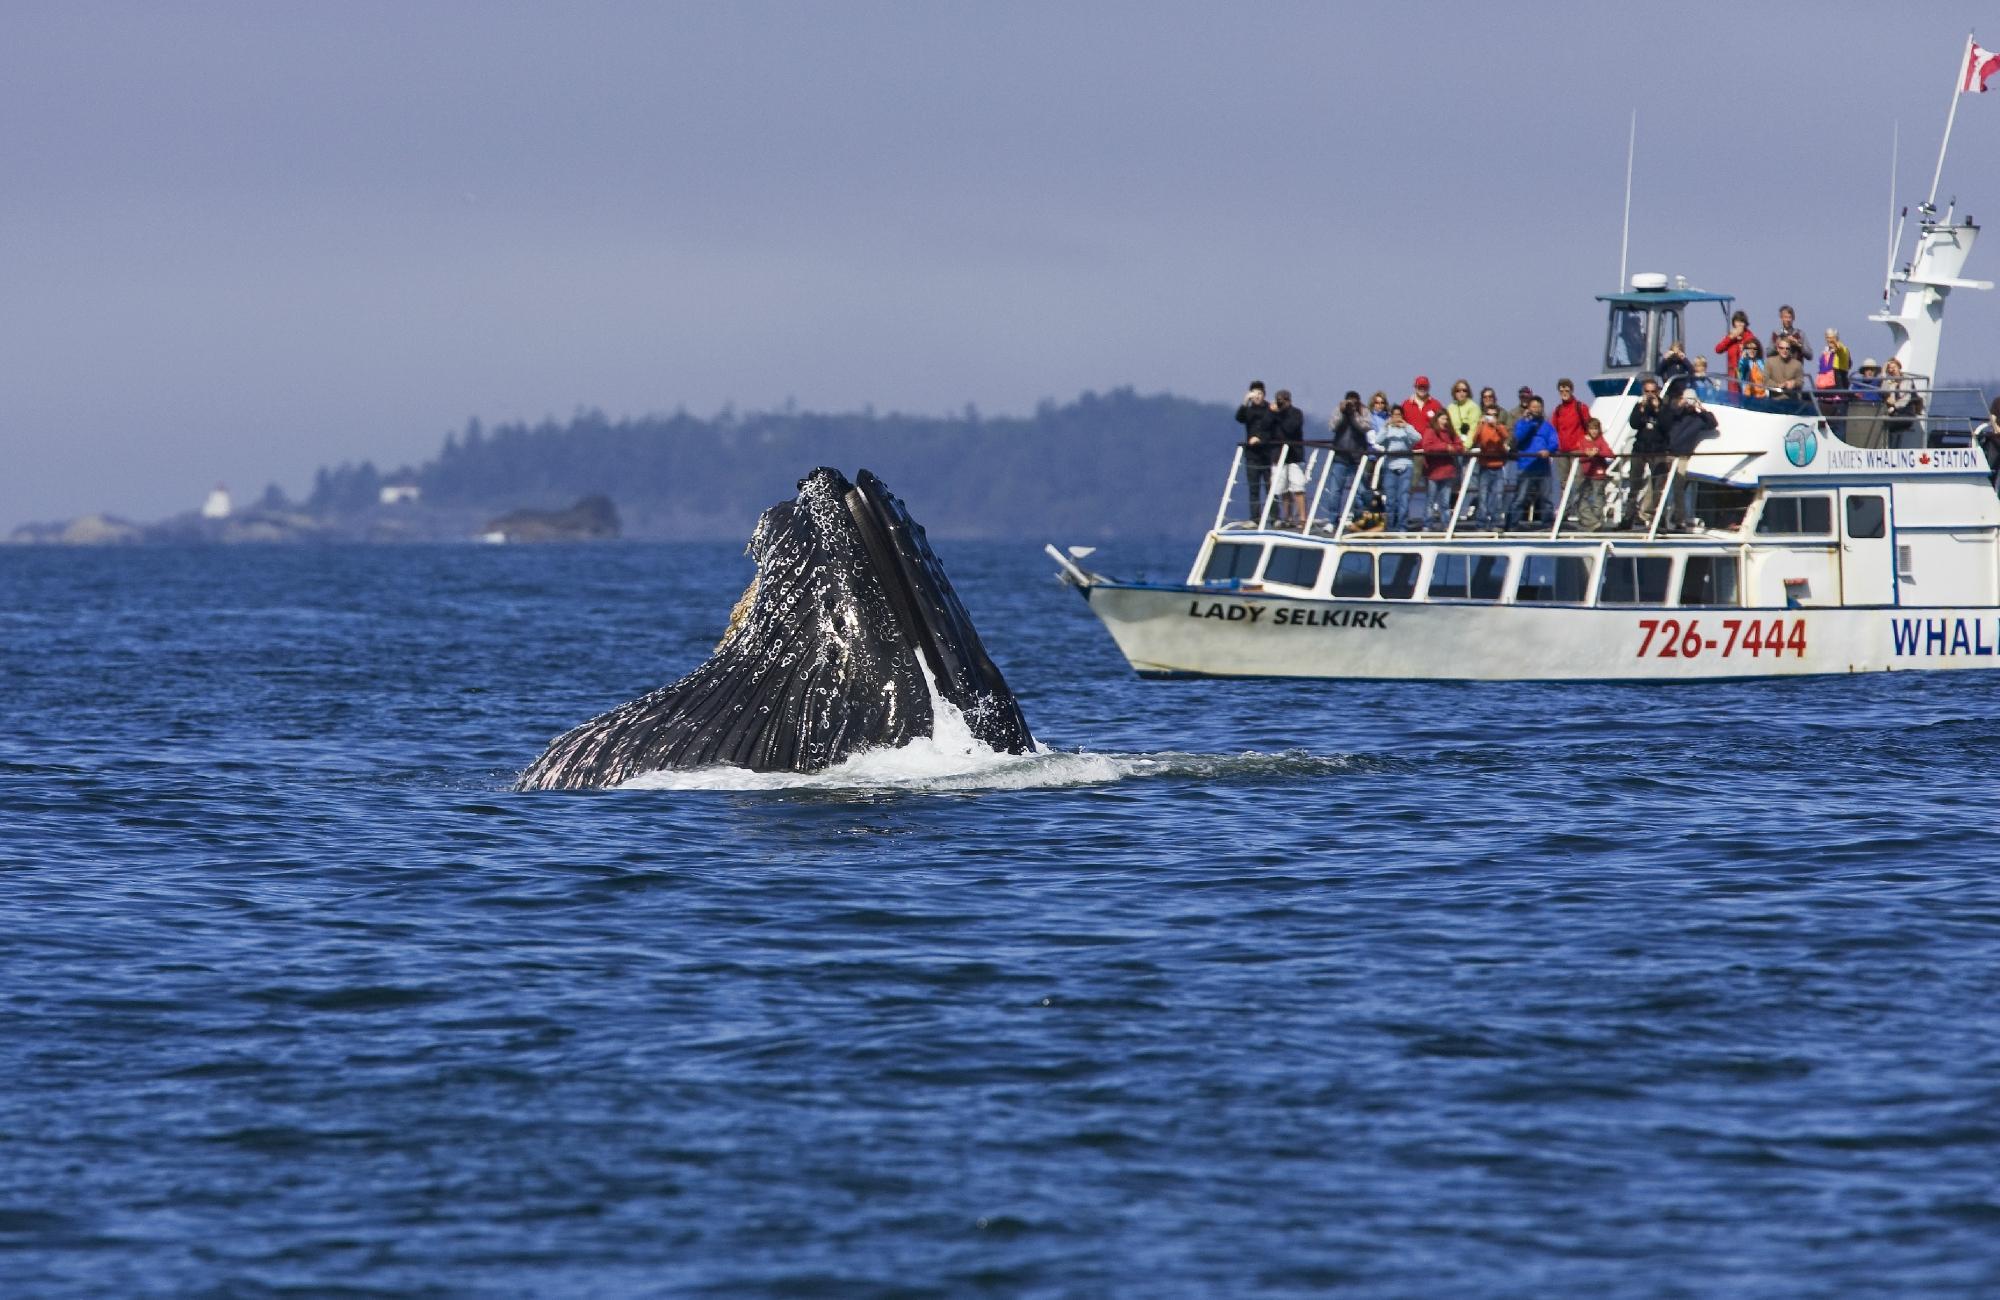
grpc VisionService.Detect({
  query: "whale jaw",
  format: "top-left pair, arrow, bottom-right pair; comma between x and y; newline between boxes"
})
516,468 -> 1031,790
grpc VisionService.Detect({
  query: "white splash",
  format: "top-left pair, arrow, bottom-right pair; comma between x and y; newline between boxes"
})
617,657 -> 1123,792
613,654 -> 1367,794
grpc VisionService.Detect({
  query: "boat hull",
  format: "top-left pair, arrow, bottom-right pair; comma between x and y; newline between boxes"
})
1083,582 -> 2000,680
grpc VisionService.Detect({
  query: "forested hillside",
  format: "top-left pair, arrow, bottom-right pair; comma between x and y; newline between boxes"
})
306,389 -> 1247,539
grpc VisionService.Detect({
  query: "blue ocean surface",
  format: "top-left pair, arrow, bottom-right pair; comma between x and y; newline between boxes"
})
4,541 -> 2000,1298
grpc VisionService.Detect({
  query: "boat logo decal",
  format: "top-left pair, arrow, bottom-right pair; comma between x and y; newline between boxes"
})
1784,422 -> 1818,467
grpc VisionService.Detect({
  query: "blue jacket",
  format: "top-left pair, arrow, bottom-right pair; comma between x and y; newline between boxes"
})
1513,416 -> 1558,474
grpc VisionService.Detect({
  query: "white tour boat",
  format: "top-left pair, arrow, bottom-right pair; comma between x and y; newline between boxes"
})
1051,195 -> 2000,681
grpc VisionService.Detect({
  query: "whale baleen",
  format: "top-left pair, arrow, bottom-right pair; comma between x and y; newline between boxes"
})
517,467 -> 1033,789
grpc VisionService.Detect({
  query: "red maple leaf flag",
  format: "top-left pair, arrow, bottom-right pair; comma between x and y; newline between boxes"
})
1962,39 -> 2000,92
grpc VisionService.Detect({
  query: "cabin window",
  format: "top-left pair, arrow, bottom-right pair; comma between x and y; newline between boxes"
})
1430,553 -> 1513,600
1468,556 -> 1509,600
1331,551 -> 1375,598
1599,555 -> 1674,605
1606,306 -> 1649,370
1263,545 -> 1324,589
1203,542 -> 1265,582
1379,552 -> 1422,600
1846,495 -> 1887,538
1756,495 -> 1834,535
1428,553 -> 1470,598
1679,555 -> 1740,606
1689,481 -> 1756,531
1515,554 -> 1593,603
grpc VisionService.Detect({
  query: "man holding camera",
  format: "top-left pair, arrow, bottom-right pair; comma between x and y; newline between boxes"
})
1662,387 -> 1719,530
1327,391 -> 1373,524
1624,377 -> 1670,529
1235,381 -> 1278,522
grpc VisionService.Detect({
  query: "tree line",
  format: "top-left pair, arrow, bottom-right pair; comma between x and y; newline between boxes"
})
304,389 -> 1239,539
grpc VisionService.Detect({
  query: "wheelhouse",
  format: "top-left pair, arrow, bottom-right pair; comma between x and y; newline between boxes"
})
1590,279 -> 1736,397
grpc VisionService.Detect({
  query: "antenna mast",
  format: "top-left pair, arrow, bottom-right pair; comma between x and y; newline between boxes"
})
1618,110 -> 1636,290
1926,32 -> 1972,211
1884,121 -> 1900,304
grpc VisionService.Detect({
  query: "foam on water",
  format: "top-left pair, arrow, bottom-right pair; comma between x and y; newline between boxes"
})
615,659 -> 1360,792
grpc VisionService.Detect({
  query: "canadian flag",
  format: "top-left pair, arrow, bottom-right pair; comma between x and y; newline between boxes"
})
1963,39 -> 2000,93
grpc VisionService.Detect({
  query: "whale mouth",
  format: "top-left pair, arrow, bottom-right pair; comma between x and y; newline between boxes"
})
841,470 -> 1031,754
515,466 -> 1031,790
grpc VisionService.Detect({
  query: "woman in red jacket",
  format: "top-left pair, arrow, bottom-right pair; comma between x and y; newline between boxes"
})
1418,411 -> 1463,530
1714,310 -> 1754,394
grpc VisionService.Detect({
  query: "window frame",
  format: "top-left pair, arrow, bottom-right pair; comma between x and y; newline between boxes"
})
1846,494 -> 1888,539
1202,541 -> 1266,583
1262,544 -> 1325,590
1678,553 -> 1741,607
1514,552 -> 1595,604
1331,550 -> 1376,598
1599,553 -> 1676,605
1378,552 -> 1422,600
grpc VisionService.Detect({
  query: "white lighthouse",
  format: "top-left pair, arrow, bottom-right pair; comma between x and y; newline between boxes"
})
200,483 -> 232,519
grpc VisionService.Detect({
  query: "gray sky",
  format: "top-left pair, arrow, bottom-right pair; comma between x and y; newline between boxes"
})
6,1 -> 1998,526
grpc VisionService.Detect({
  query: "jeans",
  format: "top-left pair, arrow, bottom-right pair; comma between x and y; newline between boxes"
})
1326,459 -> 1362,521
1246,461 -> 1272,521
1509,472 -> 1554,529
1474,464 -> 1509,528
1424,476 -> 1459,529
1382,460 -> 1414,530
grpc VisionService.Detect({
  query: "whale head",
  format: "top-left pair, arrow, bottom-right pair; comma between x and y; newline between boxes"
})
517,467 -> 1032,789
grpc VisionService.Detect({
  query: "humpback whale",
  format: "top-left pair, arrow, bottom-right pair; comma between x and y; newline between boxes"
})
517,467 -> 1033,790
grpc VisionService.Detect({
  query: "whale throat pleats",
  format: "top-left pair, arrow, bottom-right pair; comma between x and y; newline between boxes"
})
516,468 -> 1030,790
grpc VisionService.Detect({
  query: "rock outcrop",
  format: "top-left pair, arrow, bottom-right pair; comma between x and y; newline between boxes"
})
481,495 -> 620,543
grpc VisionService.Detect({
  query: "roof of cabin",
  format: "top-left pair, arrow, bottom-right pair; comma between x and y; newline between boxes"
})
1595,289 -> 1735,306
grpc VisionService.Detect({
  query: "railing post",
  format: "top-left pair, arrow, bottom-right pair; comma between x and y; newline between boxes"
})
1550,457 -> 1578,540
1333,458 -> 1365,542
1256,454 -> 1277,530
1304,448 -> 1334,535
1645,457 -> 1678,541
1214,446 -> 1244,533
1445,461 -> 1471,541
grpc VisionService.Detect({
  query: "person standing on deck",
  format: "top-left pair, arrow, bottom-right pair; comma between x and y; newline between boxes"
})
1508,397 -> 1559,530
1505,384 -> 1535,431
1817,329 -> 1852,422
1765,337 -> 1807,400
1550,379 -> 1592,520
1271,389 -> 1308,529
1400,377 -> 1445,444
1575,417 -> 1614,531
1378,408 -> 1420,532
1418,410 -> 1463,530
1446,381 -> 1480,451
1235,382 -> 1277,522
1471,410 -> 1512,530
1327,392 -> 1373,523
1736,336 -> 1768,398
1663,387 -> 1719,530
1714,310 -> 1754,394
1625,376 -> 1670,529
1770,305 -> 1807,363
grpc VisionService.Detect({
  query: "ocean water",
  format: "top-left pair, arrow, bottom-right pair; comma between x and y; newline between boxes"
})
4,540 -> 2000,1298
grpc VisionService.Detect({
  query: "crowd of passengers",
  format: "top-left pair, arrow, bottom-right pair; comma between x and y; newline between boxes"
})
1234,304 -> 1972,535
1235,374 -> 1714,534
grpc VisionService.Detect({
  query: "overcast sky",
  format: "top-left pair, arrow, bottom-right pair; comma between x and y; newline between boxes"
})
5,1 -> 1998,526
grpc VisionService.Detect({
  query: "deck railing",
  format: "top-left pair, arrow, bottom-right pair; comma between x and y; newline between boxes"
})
1221,443 -> 1766,543
1599,373 -> 1990,448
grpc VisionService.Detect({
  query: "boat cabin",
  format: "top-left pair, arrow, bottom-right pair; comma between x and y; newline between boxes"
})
1591,275 -> 1735,397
